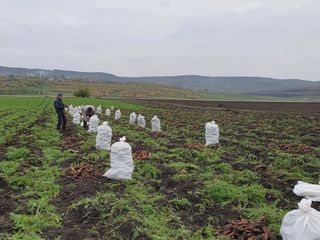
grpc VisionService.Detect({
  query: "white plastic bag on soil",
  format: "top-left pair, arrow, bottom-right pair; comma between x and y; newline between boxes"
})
137,114 -> 145,128
97,105 -> 102,114
103,137 -> 134,180
105,109 -> 111,116
114,109 -> 121,120
293,181 -> 320,201
72,111 -> 81,124
151,116 -> 161,132
111,106 -> 114,110
88,115 -> 99,132
280,198 -> 320,240
96,121 -> 112,150
129,112 -> 137,124
205,121 -> 219,145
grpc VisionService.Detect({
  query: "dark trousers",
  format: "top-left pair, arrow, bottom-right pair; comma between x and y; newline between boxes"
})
56,111 -> 67,130
83,120 -> 89,130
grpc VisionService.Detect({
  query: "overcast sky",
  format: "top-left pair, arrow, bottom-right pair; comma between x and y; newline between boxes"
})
0,0 -> 319,80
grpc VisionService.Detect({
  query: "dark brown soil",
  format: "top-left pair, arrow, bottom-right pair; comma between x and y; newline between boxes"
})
0,177 -> 17,235
132,99 -> 320,113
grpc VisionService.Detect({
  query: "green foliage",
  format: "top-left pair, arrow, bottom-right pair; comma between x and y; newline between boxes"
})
73,88 -> 90,98
206,179 -> 246,205
169,197 -> 192,209
244,204 -> 286,233
235,170 -> 260,184
0,96 -> 319,239
6,147 -> 30,160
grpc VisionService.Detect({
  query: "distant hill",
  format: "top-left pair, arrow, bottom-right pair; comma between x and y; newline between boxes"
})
0,66 -> 319,96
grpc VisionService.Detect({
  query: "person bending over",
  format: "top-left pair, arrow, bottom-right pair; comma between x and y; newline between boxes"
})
83,105 -> 96,130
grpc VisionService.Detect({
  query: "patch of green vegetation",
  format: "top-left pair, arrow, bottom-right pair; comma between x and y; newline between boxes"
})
6,147 -> 30,160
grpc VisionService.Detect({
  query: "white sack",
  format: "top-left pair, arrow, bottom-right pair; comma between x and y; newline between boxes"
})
105,109 -> 111,116
103,137 -> 134,180
97,105 -> 102,114
72,111 -> 81,124
69,106 -> 74,115
137,114 -> 145,128
96,121 -> 112,150
293,181 -> 320,201
205,121 -> 219,145
88,115 -> 99,133
151,116 -> 161,132
111,106 -> 114,110
280,198 -> 320,240
129,112 -> 137,124
115,109 -> 121,120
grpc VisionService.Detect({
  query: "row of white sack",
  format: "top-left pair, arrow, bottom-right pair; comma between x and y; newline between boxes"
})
281,181 -> 320,240
67,105 -> 114,116
72,112 -> 162,133
73,111 -> 220,145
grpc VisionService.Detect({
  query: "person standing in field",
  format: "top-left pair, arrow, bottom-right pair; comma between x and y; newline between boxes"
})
83,105 -> 96,130
54,93 -> 67,131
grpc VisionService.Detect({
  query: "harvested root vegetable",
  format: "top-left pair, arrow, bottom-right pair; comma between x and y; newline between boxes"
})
219,217 -> 275,240
268,143 -> 311,153
134,150 -> 151,160
62,163 -> 102,181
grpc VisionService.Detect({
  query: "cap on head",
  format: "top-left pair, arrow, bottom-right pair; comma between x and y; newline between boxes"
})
57,93 -> 63,97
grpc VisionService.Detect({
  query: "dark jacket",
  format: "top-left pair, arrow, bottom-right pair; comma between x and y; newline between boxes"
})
83,105 -> 96,121
54,98 -> 64,112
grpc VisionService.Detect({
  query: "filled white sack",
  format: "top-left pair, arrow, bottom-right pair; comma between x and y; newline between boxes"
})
96,121 -> 112,150
105,108 -> 111,116
72,111 -> 81,124
97,105 -> 102,114
111,106 -> 114,110
151,116 -> 161,132
205,121 -> 219,145
114,109 -> 121,120
280,198 -> 320,240
137,114 -> 145,128
293,181 -> 320,201
129,112 -> 137,124
69,106 -> 75,115
103,137 -> 134,180
88,115 -> 99,133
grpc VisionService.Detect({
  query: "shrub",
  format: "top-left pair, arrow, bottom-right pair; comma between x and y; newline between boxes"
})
73,88 -> 90,98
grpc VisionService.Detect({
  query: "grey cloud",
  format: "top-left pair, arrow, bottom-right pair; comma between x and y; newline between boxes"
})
0,0 -> 319,80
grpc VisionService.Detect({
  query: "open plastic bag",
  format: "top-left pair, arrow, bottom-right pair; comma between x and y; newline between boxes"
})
88,115 -> 99,133
105,109 -> 111,116
293,181 -> 320,201
280,198 -> 320,240
96,121 -> 112,150
137,114 -> 145,128
151,116 -> 161,132
115,109 -> 121,120
129,112 -> 137,124
103,137 -> 134,180
205,121 -> 219,145
97,105 -> 102,114
72,111 -> 81,124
